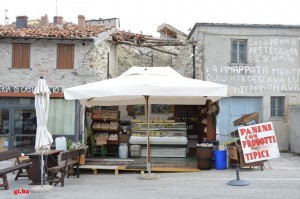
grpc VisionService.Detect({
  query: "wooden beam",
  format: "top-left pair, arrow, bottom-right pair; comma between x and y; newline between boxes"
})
108,40 -> 186,47
148,46 -> 178,56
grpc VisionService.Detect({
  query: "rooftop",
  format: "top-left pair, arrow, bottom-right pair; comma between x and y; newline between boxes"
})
188,22 -> 300,39
0,23 -> 112,40
0,15 -> 186,53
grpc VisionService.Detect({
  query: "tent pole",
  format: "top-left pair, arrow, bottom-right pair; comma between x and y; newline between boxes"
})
145,95 -> 151,174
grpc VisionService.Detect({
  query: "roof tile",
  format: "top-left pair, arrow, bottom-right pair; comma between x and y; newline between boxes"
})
0,23 -> 113,39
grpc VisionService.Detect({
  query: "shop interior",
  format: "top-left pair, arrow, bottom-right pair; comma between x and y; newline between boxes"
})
84,101 -> 220,164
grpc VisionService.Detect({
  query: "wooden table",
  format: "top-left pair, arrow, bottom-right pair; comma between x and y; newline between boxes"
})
27,150 -> 62,185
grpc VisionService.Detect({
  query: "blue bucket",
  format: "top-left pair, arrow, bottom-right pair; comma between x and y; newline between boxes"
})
214,150 -> 227,170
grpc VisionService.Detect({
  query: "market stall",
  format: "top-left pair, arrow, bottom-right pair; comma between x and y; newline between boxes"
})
64,66 -> 233,173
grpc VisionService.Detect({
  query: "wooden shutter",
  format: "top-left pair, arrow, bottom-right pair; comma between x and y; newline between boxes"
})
57,45 -> 74,69
12,44 -> 30,69
22,45 -> 30,68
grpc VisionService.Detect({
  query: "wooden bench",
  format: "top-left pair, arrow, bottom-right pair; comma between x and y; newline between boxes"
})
47,149 -> 82,187
0,149 -> 32,190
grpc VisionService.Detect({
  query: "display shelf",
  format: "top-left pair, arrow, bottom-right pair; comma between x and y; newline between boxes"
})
129,136 -> 188,145
174,105 -> 208,155
91,109 -> 120,157
92,128 -> 119,132
130,121 -> 187,157
140,147 -> 187,157
131,122 -> 186,133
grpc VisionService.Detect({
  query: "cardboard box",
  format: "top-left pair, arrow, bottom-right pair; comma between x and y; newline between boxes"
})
119,134 -> 129,143
227,146 -> 238,160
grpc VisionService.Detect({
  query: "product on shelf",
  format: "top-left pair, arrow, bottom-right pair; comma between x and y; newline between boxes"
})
108,134 -> 118,141
94,133 -> 109,145
109,121 -> 119,130
92,110 -> 102,119
92,122 -> 101,129
92,110 -> 119,120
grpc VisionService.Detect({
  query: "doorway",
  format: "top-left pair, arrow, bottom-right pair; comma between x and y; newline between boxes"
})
0,99 -> 36,153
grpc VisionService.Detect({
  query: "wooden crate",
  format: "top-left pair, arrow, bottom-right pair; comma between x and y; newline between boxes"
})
236,144 -> 264,170
95,138 -> 107,145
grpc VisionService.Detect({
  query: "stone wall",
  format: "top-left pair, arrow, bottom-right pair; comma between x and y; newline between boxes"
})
0,36 -> 197,91
115,43 -> 198,79
0,39 -> 101,89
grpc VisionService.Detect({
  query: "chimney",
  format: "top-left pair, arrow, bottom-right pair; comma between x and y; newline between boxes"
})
16,16 -> 28,29
78,15 -> 85,29
40,15 -> 49,26
53,16 -> 63,26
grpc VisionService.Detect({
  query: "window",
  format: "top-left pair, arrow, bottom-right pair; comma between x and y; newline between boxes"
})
48,99 -> 75,135
12,43 -> 30,69
57,44 -> 74,69
271,96 -> 285,117
231,39 -> 247,63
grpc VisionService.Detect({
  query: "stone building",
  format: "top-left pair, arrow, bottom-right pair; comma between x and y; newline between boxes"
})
0,15 -> 190,153
0,15 -> 123,152
188,23 -> 300,152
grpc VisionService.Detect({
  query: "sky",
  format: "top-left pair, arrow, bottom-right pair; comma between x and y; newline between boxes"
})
2,0 -> 300,37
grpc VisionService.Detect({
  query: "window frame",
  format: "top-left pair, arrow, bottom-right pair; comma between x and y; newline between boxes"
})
12,43 -> 30,69
231,39 -> 247,64
270,96 -> 285,118
57,44 -> 74,69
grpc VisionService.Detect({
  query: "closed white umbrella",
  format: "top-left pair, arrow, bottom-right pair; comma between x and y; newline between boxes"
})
34,77 -> 53,150
64,66 -> 234,174
31,77 -> 54,192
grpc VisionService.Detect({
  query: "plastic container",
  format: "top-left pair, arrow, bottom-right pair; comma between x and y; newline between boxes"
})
129,145 -> 141,157
55,137 -> 66,151
119,143 -> 129,158
214,150 -> 227,170
197,146 -> 214,170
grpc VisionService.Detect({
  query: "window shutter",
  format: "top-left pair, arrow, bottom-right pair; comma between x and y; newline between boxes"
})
57,45 -> 74,69
22,45 -> 30,68
12,44 -> 21,68
12,44 -> 30,69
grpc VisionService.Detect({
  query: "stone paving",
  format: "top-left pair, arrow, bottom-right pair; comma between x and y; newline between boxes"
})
0,151 -> 300,199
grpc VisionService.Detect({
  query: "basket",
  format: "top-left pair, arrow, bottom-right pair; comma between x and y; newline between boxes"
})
80,154 -> 85,165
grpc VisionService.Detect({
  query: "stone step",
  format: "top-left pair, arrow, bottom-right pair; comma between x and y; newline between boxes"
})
85,158 -> 135,166
84,157 -> 198,168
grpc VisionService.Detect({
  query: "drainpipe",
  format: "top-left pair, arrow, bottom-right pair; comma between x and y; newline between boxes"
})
192,45 -> 196,79
107,52 -> 110,79
151,54 -> 154,67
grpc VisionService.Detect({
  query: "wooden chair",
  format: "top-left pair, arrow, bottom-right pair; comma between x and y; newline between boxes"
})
47,149 -> 81,187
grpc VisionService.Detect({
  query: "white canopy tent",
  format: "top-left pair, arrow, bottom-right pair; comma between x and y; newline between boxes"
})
64,66 -> 234,173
